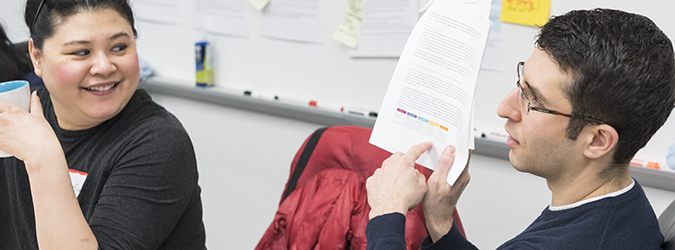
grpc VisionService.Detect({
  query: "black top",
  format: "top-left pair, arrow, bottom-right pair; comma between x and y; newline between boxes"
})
0,88 -> 206,249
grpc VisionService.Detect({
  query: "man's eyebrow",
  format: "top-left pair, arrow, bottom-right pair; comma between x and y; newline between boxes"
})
524,80 -> 548,103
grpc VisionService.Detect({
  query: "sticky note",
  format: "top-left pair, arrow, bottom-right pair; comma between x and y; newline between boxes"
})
500,0 -> 550,27
332,0 -> 366,48
248,0 -> 270,10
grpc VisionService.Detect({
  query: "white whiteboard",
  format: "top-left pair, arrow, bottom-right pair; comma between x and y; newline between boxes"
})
1,0 -> 674,166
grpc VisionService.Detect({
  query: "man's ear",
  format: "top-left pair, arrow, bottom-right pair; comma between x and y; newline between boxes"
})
28,38 -> 43,77
583,124 -> 619,160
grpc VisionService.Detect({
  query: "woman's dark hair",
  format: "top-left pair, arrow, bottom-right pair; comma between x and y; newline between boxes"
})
25,0 -> 138,50
0,24 -> 33,82
536,9 -> 675,164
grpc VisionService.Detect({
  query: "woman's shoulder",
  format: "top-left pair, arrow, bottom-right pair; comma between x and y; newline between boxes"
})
112,89 -> 190,140
123,89 -> 183,126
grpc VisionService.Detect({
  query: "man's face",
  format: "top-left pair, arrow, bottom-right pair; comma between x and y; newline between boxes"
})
497,48 -> 585,180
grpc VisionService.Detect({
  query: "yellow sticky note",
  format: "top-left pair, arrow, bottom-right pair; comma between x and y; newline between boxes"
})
332,0 -> 366,48
500,0 -> 550,27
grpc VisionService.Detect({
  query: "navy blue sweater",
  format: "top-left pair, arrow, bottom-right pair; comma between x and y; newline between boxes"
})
366,181 -> 664,250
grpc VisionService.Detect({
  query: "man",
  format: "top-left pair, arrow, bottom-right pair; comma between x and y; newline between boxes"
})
365,8 -> 675,250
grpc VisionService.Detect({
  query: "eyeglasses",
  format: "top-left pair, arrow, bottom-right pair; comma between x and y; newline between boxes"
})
32,0 -> 47,30
515,61 -> 608,125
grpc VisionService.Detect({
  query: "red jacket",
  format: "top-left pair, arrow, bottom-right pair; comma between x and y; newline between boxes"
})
256,126 -> 464,250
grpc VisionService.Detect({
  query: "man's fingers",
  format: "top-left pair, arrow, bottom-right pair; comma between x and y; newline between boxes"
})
455,160 -> 471,188
386,151 -> 404,162
417,170 -> 427,184
402,141 -> 433,163
432,145 -> 456,182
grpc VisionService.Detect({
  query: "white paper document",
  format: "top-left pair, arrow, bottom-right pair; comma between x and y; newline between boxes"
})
348,0 -> 418,58
193,0 -> 249,37
481,0 -> 506,72
419,0 -> 491,18
369,0 -> 492,185
261,0 -> 324,43
132,0 -> 181,24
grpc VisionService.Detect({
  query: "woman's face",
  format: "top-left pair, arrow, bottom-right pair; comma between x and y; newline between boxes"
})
31,8 -> 139,130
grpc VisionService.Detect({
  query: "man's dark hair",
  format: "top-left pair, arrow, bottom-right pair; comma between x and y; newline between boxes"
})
536,8 -> 675,164
25,0 -> 138,50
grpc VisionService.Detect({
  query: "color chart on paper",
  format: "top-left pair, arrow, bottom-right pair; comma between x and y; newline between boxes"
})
392,107 -> 449,142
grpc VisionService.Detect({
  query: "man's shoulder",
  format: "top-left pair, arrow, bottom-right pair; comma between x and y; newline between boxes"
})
599,181 -> 663,249
500,182 -> 662,250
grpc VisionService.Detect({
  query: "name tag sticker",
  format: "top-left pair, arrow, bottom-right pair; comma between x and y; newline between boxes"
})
68,169 -> 88,197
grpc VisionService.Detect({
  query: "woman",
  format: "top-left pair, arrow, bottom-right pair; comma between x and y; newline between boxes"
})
0,0 -> 207,249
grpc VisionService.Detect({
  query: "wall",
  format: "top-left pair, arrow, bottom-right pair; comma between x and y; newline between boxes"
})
2,0 -> 674,164
148,93 -> 320,249
2,0 -> 675,249
3,0 -> 673,165
150,92 -> 675,249
140,0 -> 675,166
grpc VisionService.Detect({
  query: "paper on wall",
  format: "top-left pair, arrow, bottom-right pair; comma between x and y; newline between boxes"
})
419,0 -> 491,18
248,0 -> 271,10
348,0 -> 418,58
131,0 -> 181,24
332,0 -> 367,48
369,0 -> 491,185
193,0 -> 249,37
481,0 -> 506,72
260,0 -> 324,43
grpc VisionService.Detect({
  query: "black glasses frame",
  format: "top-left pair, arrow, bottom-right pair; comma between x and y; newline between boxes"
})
516,61 -> 609,125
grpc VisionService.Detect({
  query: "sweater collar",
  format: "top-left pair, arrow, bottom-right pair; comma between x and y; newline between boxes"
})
549,179 -> 635,211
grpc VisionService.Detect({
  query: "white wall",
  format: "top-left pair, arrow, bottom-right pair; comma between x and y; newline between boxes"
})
3,0 -> 674,166
148,93 -> 321,249
150,92 -> 675,249
3,0 -> 675,248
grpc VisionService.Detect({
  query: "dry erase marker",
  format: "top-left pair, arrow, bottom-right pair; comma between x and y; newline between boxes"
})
309,100 -> 344,113
630,158 -> 661,169
244,90 -> 278,101
345,107 -> 378,117
345,107 -> 374,116
346,107 -> 366,116
474,129 -> 485,139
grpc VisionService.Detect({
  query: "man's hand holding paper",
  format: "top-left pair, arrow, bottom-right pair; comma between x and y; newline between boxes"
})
369,0 -> 491,185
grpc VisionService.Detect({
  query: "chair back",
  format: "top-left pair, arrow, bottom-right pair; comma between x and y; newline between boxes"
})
660,199 -> 675,250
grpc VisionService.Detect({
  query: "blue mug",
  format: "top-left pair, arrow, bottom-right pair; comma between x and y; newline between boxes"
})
0,80 -> 31,157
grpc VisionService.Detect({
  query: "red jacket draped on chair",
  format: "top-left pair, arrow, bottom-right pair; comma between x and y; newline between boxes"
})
256,126 -> 465,250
